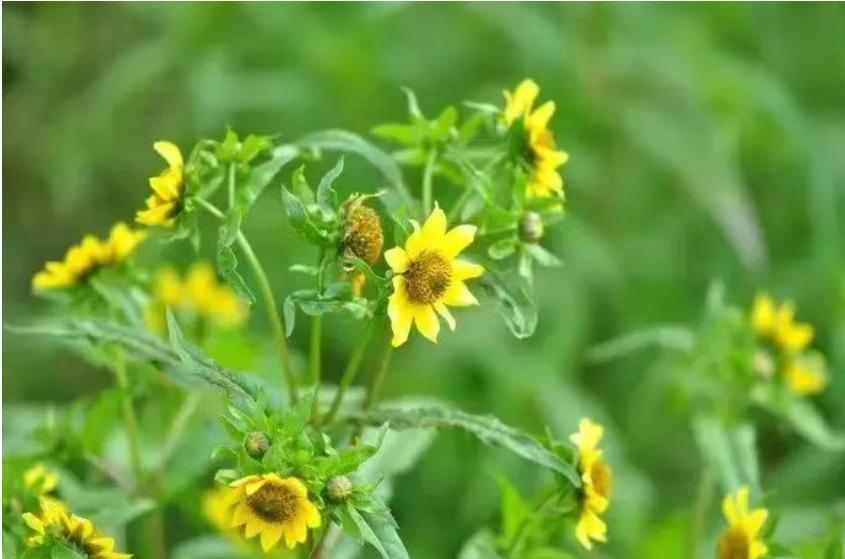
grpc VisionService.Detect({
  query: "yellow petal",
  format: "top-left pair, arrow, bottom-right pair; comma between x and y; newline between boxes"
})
434,302 -> 456,332
750,540 -> 768,559
244,516 -> 264,539
22,513 -> 44,534
745,508 -> 768,536
570,418 -> 603,452
136,203 -> 176,227
232,503 -> 251,527
384,247 -> 411,273
260,523 -> 283,551
154,141 -> 184,169
283,521 -> 298,549
440,224 -> 477,259
414,305 -> 440,343
752,293 -> 776,335
388,278 -> 414,347
777,322 -> 814,354
283,477 -> 308,498
526,100 -> 556,133
404,220 -> 425,258
503,79 -> 539,125
303,500 -> 322,528
452,259 -> 484,281
149,170 -> 181,201
421,204 -> 448,245
441,281 -> 478,307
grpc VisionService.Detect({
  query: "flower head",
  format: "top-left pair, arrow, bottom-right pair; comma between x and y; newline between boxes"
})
136,141 -> 186,227
569,418 -> 611,550
503,79 -> 569,199
342,198 -> 385,295
22,499 -> 131,559
385,205 -> 484,347
24,463 -> 59,496
32,223 -> 146,290
223,474 -> 321,552
146,262 -> 246,331
717,486 -> 768,559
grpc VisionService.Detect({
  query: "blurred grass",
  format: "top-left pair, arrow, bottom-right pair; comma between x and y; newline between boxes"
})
4,3 -> 845,558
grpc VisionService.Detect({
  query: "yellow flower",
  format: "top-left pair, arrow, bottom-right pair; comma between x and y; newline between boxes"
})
22,499 -> 131,559
224,474 -> 321,552
783,354 -> 827,396
569,418 -> 611,550
146,263 -> 246,331
750,293 -> 814,355
716,486 -> 768,559
503,79 -> 569,198
24,464 -> 59,496
136,141 -> 186,227
32,223 -> 146,290
384,205 -> 484,347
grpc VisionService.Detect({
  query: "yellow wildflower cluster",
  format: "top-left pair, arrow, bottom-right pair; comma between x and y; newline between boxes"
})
570,418 -> 611,550
23,499 -> 131,559
146,262 -> 247,331
716,486 -> 768,559
503,79 -> 570,199
751,293 -> 826,395
32,223 -> 146,291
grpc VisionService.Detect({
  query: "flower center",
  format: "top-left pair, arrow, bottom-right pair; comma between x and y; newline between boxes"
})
246,483 -> 298,523
717,527 -> 749,559
591,460 -> 611,499
403,250 -> 451,304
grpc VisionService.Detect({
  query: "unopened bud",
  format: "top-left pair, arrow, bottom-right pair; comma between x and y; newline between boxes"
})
244,432 -> 270,459
518,212 -> 544,243
753,350 -> 775,380
344,205 -> 384,265
326,475 -> 353,503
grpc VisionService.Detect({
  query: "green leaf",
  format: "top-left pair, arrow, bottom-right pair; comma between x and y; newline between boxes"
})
237,134 -> 273,164
317,157 -> 344,214
401,87 -> 425,121
82,388 -> 123,453
586,325 -> 695,365
219,208 -> 242,249
371,123 -> 422,146
295,129 -> 415,215
524,549 -> 577,559
283,284 -> 370,337
368,404 -> 580,487
497,477 -> 529,543
20,547 -> 53,559
477,269 -> 538,339
285,386 -> 316,432
433,106 -> 458,139
346,504 -> 411,559
2,532 -> 17,559
242,145 -> 299,208
692,415 -> 760,494
524,243 -> 562,267
488,239 -> 517,260
217,245 -> 256,307
280,185 -> 330,246
752,384 -> 845,450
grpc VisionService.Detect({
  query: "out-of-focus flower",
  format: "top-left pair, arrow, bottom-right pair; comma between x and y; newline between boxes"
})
570,418 -> 611,550
716,486 -> 768,559
385,204 -> 484,347
23,499 -> 131,559
32,223 -> 146,290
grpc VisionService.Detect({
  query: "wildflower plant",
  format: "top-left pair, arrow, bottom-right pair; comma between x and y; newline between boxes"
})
6,81 -> 605,559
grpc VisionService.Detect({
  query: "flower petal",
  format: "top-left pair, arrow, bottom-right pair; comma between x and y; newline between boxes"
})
414,305 -> 440,343
452,259 -> 484,281
154,141 -> 183,169
388,278 -> 414,347
405,220 -> 425,258
434,302 -> 456,332
526,100 -> 556,132
384,247 -> 410,273
260,524 -> 283,552
440,225 -> 477,259
441,281 -> 478,307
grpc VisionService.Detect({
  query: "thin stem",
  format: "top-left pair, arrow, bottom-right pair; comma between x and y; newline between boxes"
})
324,318 -> 375,424
505,486 -> 560,555
447,188 -> 474,223
363,328 -> 393,414
112,355 -> 143,484
157,393 -> 201,471
227,163 -> 236,208
310,249 -> 327,420
422,149 -> 437,215
196,197 -> 299,403
689,467 -> 714,558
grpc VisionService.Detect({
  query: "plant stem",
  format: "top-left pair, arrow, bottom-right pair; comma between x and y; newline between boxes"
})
689,467 -> 714,558
422,149 -> 437,215
112,354 -> 143,484
195,197 -> 299,403
310,249 -> 327,420
324,318 -> 375,424
363,328 -> 393,414
447,187 -> 474,223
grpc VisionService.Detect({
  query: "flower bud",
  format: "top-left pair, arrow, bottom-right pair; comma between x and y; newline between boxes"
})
344,204 -> 384,266
244,432 -> 270,459
518,211 -> 544,243
326,475 -> 353,503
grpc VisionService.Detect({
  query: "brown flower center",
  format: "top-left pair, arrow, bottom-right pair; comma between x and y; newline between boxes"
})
403,250 -> 451,304
717,527 -> 749,559
591,460 -> 611,499
345,206 -> 384,265
246,482 -> 298,523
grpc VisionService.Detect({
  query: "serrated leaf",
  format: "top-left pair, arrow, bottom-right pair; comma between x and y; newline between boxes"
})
217,245 -> 256,307
242,145 -> 299,208
317,157 -> 344,214
368,404 -> 580,487
280,186 -> 330,246
283,286 -> 370,336
346,504 -> 411,559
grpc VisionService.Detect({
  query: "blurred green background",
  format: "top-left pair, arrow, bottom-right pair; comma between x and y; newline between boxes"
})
4,3 -> 845,558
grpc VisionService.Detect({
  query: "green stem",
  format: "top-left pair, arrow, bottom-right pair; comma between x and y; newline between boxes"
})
447,187 -> 474,223
363,328 -> 393,414
196,197 -> 299,403
324,318 -> 375,424
422,149 -> 437,215
310,249 -> 327,420
112,355 -> 143,484
505,486 -> 560,555
227,163 -> 236,208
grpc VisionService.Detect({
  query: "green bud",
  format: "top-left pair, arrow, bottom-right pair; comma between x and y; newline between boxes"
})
326,475 -> 353,503
244,432 -> 270,459
518,212 -> 544,243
